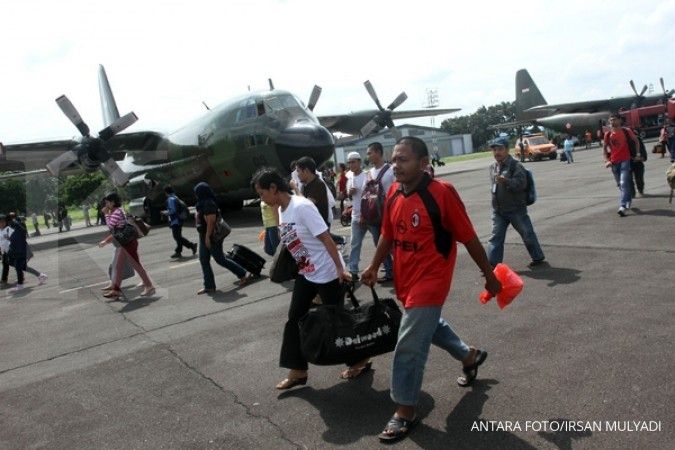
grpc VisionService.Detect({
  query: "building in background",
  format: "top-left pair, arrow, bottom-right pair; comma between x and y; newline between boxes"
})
334,125 -> 473,165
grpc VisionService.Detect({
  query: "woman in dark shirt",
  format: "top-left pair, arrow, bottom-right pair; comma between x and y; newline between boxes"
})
194,182 -> 255,295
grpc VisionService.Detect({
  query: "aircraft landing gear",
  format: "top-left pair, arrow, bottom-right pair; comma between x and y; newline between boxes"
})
143,200 -> 163,225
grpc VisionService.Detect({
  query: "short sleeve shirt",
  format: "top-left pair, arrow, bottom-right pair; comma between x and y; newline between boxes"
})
604,128 -> 634,164
346,171 -> 367,221
279,195 -> 338,284
196,200 -> 218,235
381,176 -> 477,308
302,177 -> 329,225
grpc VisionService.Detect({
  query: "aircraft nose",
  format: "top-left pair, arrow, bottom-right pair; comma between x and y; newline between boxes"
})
275,123 -> 334,172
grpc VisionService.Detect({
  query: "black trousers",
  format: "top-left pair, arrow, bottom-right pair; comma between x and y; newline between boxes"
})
631,161 -> 645,196
280,275 -> 358,370
1,253 -> 8,282
171,225 -> 194,254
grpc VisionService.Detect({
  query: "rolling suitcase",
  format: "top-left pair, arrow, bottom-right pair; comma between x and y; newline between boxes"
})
227,244 -> 265,275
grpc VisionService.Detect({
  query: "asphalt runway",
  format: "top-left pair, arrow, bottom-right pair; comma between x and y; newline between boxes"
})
1,146 -> 673,449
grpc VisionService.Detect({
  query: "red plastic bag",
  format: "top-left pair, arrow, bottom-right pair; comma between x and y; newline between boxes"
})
479,263 -> 523,309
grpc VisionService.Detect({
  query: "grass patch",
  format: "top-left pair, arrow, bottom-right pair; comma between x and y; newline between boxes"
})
440,151 -> 492,164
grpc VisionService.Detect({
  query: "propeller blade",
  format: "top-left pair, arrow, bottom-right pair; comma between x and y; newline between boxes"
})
98,112 -> 138,141
46,149 -> 79,176
660,77 -> 666,95
364,80 -> 384,111
101,157 -> 129,186
386,92 -> 408,111
639,85 -> 648,97
55,95 -> 90,137
360,119 -> 379,137
307,85 -> 322,111
268,78 -> 275,90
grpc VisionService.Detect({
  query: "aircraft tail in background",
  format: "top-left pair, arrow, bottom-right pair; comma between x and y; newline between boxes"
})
515,69 -> 547,118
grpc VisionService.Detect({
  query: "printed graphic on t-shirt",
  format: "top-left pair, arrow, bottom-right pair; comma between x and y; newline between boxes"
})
279,222 -> 315,274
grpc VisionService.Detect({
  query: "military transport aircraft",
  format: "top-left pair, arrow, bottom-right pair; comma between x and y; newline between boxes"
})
1,66 -> 459,222
492,69 -> 673,136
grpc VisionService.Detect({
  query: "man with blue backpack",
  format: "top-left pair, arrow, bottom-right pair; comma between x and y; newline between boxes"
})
487,136 -> 545,268
164,185 -> 197,259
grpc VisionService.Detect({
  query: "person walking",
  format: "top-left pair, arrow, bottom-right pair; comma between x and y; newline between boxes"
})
43,211 -> 51,229
193,182 -> 254,295
345,151 -> 367,281
164,186 -> 197,259
260,200 -> 280,256
487,136 -> 546,267
82,204 -> 92,227
3,213 -> 29,294
31,212 -> 41,236
360,137 -> 500,443
1,214 -> 48,288
603,113 -> 640,216
563,135 -> 575,163
98,192 -> 155,299
251,168 -> 354,390
336,163 -> 348,213
364,142 -> 394,282
629,132 -> 648,198
658,124 -> 668,158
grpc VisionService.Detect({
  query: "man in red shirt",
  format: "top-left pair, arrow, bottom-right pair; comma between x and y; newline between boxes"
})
603,113 -> 639,216
361,136 -> 501,443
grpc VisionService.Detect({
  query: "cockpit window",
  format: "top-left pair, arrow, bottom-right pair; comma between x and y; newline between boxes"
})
235,99 -> 257,122
264,94 -> 304,111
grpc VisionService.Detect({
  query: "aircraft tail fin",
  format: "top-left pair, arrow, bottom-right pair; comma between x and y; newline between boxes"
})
98,65 -> 121,127
515,69 -> 546,118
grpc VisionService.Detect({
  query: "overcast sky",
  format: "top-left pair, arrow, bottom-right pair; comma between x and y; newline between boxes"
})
2,0 -> 674,143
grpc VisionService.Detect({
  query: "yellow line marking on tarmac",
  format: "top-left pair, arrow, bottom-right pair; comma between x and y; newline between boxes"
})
169,259 -> 201,270
59,281 -> 109,294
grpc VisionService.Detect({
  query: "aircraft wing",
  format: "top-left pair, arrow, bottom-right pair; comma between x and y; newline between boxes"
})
489,119 -> 536,130
2,131 -> 166,177
390,108 -> 460,120
526,99 -> 616,114
318,108 -> 460,135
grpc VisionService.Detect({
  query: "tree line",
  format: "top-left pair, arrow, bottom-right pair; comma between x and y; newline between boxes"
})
441,101 -> 516,150
0,172 -> 117,214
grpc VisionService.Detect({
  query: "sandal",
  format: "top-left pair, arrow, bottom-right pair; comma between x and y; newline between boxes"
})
275,376 -> 307,390
457,349 -> 487,387
235,274 -> 256,287
102,290 -> 121,299
339,361 -> 372,380
378,415 -> 420,442
140,287 -> 156,297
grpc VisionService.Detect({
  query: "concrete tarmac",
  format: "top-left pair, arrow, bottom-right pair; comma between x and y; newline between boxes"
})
1,147 -> 673,449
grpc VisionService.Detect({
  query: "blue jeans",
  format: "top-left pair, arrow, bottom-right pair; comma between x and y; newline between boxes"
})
610,160 -> 632,208
264,226 -> 280,256
564,149 -> 574,163
487,208 -> 545,266
391,306 -> 470,406
199,235 -> 246,289
348,221 -> 393,277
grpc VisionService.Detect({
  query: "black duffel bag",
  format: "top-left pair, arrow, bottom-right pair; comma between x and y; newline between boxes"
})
299,285 -> 402,366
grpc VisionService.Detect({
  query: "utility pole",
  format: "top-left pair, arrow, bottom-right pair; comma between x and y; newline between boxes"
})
425,88 -> 439,156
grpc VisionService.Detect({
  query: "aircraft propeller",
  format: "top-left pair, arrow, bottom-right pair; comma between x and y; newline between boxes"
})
46,95 -> 136,186
307,85 -> 322,112
659,77 -> 675,98
629,80 -> 648,104
360,80 -> 408,139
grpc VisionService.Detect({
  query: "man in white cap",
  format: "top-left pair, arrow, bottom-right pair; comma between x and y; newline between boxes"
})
345,151 -> 368,281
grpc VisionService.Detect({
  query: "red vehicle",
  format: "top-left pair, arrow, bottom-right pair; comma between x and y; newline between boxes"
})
617,99 -> 675,138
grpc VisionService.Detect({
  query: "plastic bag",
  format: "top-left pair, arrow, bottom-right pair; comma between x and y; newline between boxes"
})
479,263 -> 523,309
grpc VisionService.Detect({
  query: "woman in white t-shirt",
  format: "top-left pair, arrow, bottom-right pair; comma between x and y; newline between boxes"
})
252,168 -> 352,390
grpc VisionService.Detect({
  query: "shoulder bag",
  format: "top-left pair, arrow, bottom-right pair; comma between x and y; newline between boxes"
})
299,286 -> 402,366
